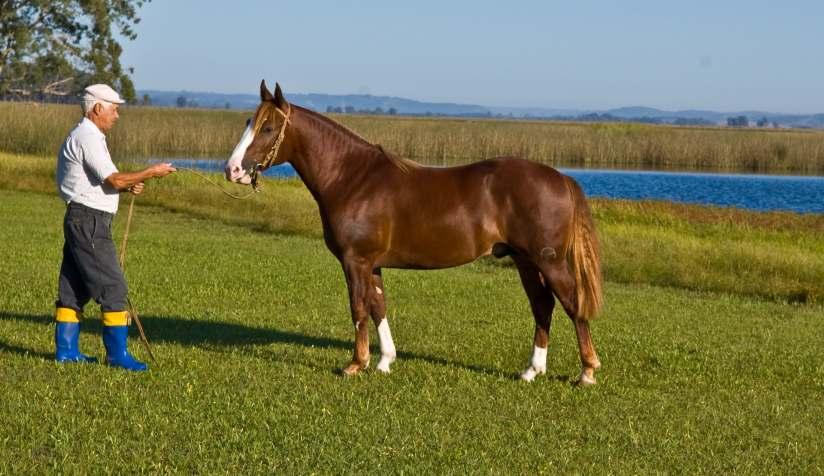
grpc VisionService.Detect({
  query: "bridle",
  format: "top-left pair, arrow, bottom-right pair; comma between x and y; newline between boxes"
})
249,102 -> 292,190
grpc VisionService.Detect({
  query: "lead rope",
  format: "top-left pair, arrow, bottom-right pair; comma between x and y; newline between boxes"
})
119,194 -> 156,363
175,167 -> 262,199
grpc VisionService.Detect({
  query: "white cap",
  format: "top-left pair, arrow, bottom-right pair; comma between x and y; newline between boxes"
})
83,84 -> 125,105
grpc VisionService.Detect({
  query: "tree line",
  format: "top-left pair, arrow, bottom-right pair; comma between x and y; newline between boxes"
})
326,105 -> 398,115
726,116 -> 779,128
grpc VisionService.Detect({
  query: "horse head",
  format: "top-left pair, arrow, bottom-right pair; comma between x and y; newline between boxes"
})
224,80 -> 291,185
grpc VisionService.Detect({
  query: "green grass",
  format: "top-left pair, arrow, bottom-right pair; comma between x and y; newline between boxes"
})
1,189 -> 823,474
3,151 -> 823,305
3,101 -> 824,173
593,201 -> 824,304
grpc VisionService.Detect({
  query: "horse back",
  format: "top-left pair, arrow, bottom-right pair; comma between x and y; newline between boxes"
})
337,157 -> 574,268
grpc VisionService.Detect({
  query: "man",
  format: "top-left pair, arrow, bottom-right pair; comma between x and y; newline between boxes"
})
54,83 -> 176,371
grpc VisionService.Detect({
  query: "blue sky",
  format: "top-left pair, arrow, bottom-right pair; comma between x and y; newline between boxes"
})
121,1 -> 824,113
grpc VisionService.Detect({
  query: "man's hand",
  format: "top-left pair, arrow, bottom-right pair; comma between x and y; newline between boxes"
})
105,163 -> 178,191
149,163 -> 177,178
129,182 -> 145,195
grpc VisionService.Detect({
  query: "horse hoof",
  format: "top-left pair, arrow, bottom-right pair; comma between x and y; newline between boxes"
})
520,366 -> 545,382
376,357 -> 394,374
342,364 -> 362,376
575,369 -> 597,386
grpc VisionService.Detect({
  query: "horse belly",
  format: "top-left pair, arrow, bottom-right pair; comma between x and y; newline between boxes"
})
380,213 -> 501,269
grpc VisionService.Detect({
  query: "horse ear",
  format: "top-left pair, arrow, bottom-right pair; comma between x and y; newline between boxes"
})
274,82 -> 288,107
260,79 -> 273,102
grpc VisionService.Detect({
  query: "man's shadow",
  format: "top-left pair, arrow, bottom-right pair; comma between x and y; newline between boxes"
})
0,311 -> 553,380
0,339 -> 53,361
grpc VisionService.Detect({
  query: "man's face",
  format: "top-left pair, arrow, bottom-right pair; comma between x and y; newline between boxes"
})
93,102 -> 119,133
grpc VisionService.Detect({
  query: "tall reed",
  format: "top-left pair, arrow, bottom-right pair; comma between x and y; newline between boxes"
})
2,101 -> 824,173
0,102 -> 247,159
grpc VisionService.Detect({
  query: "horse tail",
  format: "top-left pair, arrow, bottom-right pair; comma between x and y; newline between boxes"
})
561,175 -> 604,320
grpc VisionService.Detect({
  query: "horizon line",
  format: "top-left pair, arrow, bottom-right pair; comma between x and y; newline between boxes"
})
134,87 -> 823,117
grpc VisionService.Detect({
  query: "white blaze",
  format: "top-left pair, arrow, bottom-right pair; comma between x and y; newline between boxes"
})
224,123 -> 255,183
376,318 -> 396,373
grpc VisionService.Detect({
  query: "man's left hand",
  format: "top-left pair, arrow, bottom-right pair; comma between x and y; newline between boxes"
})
129,182 -> 145,195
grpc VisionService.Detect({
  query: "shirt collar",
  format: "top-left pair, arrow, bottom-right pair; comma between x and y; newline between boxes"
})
80,117 -> 105,138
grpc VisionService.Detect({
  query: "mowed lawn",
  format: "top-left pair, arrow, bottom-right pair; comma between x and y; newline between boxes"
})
1,189 -> 822,474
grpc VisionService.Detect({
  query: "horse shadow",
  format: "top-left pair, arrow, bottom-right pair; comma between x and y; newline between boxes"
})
0,311 -> 567,381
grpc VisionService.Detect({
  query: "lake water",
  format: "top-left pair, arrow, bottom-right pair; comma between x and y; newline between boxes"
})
160,159 -> 824,214
560,168 -> 824,214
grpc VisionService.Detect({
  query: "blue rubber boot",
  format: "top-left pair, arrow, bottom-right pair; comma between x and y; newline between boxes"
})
55,322 -> 98,363
54,305 -> 96,363
102,326 -> 148,371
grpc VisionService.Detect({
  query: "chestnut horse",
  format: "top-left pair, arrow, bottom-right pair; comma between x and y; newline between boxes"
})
225,81 -> 603,385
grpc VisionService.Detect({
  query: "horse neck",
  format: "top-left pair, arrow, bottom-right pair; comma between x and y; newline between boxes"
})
287,107 -> 383,200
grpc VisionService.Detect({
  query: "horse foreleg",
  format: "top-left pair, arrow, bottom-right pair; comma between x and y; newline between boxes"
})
513,256 -> 555,382
369,269 -> 396,373
342,257 -> 373,376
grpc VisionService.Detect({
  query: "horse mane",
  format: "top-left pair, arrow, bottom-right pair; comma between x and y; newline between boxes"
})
295,104 -> 421,174
374,144 -> 420,174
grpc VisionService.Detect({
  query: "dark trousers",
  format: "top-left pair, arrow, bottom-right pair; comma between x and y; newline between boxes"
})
56,202 -> 128,313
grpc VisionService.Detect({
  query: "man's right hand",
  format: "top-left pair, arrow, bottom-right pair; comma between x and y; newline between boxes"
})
148,163 -> 177,178
106,163 -> 178,191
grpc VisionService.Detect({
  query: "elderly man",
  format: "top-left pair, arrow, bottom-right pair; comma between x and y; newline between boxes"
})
54,84 -> 176,371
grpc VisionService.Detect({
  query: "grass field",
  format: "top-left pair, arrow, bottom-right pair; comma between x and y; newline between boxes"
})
1,188 -> 823,473
1,112 -> 823,472
3,101 -> 824,173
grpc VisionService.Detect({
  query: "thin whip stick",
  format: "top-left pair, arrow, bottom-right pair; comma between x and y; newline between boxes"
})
119,194 -> 156,363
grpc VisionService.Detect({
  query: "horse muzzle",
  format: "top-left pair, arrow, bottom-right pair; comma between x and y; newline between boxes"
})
225,163 -> 253,184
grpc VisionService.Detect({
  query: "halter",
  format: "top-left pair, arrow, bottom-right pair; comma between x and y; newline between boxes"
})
250,103 -> 292,190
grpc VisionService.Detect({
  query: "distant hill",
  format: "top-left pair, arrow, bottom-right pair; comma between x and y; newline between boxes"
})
136,90 -> 824,128
139,90 -> 489,116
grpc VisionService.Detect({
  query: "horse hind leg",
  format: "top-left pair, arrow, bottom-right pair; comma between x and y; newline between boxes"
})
513,255 -> 555,382
540,261 -> 601,386
369,268 -> 397,373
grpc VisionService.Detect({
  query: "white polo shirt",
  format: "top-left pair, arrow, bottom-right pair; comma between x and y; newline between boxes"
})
56,117 -> 120,214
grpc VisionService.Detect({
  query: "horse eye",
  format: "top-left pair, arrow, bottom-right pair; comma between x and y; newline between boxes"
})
263,126 -> 273,133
